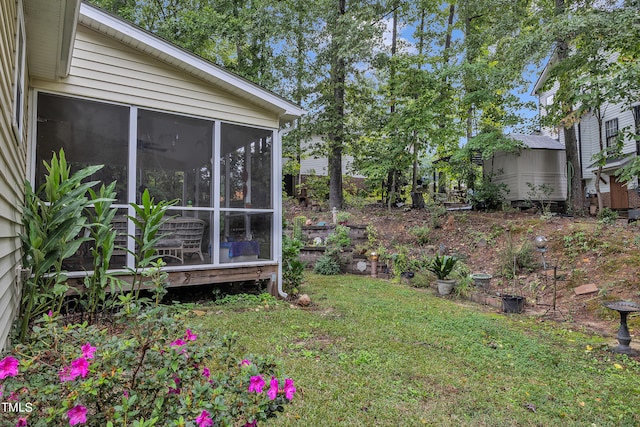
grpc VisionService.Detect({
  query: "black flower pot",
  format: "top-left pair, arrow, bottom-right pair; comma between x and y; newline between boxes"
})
502,295 -> 525,313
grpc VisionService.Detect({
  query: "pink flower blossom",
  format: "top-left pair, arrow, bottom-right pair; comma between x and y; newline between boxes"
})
184,329 -> 197,341
268,377 -> 279,400
240,359 -> 251,367
0,356 -> 19,379
70,358 -> 90,379
284,378 -> 296,400
202,367 -> 210,378
195,410 -> 214,427
59,366 -> 73,383
67,405 -> 87,425
47,310 -> 53,317
170,338 -> 186,348
248,375 -> 265,393
244,421 -> 257,427
16,417 -> 27,427
81,343 -> 96,359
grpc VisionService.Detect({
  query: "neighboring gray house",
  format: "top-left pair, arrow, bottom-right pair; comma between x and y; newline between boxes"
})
483,134 -> 567,204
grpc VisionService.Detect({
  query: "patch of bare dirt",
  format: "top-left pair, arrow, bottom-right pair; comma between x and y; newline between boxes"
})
287,202 -> 640,341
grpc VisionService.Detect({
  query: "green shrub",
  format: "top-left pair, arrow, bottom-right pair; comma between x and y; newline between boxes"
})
597,207 -> 619,224
1,308 -> 295,426
499,239 -> 537,278
292,216 -> 307,241
282,235 -> 306,294
313,254 -> 342,275
314,225 -> 351,275
470,177 -> 509,211
408,225 -> 432,245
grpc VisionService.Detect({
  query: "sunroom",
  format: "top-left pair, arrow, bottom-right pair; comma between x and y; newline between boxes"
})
28,3 -> 304,294
35,92 -> 285,284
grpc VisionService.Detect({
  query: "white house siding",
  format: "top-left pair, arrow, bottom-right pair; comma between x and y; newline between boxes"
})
579,105 -> 637,195
300,136 -> 364,178
31,25 -> 280,129
0,0 -> 29,350
537,81 -> 560,139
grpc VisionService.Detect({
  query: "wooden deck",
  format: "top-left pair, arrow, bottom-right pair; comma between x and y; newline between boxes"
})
66,263 -> 280,296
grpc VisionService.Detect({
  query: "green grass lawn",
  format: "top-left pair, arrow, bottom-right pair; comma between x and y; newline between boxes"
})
190,274 -> 640,426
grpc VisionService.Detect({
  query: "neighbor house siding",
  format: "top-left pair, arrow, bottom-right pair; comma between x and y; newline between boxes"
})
31,25 -> 280,129
0,0 -> 29,350
580,106 -> 636,196
300,136 -> 364,178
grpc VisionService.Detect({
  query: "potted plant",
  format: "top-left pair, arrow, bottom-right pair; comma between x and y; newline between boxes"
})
428,254 -> 458,295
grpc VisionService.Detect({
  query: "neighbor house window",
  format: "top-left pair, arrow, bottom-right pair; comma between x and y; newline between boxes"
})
12,2 -> 26,140
605,118 -> 619,148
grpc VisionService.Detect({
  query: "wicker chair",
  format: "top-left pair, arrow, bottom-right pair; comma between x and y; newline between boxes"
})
112,216 -> 129,257
171,217 -> 206,261
111,216 -> 205,264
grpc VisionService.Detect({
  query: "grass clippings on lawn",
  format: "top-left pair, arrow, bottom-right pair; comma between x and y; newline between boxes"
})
190,275 -> 640,427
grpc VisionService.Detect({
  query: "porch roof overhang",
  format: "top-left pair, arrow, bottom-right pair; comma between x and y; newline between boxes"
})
23,0 -> 80,80
587,155 -> 634,173
79,3 -> 305,126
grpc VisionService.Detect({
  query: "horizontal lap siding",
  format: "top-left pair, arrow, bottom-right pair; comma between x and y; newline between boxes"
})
33,26 -> 279,129
0,0 -> 28,351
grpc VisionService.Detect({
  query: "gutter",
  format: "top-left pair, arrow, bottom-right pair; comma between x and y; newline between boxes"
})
274,122 -> 298,299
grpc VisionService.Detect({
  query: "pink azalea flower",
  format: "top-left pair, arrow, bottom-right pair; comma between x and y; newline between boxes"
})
248,375 -> 265,393
195,410 -> 214,427
284,378 -> 296,400
0,356 -> 19,379
81,343 -> 96,359
184,329 -> 197,341
240,359 -> 251,367
16,417 -> 27,427
170,338 -> 186,348
202,367 -> 210,378
168,387 -> 181,395
67,405 -> 87,425
244,421 -> 257,427
268,377 -> 279,400
59,366 -> 73,383
70,358 -> 90,379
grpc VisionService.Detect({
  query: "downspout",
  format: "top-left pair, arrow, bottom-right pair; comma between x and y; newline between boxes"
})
275,121 -> 298,298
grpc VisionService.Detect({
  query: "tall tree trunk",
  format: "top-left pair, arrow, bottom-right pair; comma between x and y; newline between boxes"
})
388,2 -> 399,210
411,5 -> 430,209
328,0 -> 346,210
556,0 -> 585,214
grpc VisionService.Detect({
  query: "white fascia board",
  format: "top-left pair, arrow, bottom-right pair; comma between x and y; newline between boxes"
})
79,3 -> 305,123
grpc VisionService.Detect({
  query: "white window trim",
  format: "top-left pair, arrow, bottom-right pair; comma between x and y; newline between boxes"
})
12,1 -> 26,142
